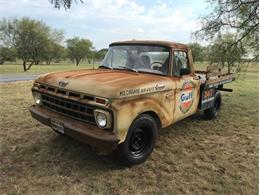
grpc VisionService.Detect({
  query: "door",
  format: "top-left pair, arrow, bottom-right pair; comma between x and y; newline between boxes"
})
172,50 -> 200,122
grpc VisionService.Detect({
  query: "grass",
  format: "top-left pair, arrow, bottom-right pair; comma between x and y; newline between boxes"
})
0,62 -> 98,75
0,61 -> 209,76
0,65 -> 258,194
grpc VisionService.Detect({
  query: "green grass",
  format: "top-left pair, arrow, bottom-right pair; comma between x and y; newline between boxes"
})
0,62 -> 98,75
0,65 -> 258,194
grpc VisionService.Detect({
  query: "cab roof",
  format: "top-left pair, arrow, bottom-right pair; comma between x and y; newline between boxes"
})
110,40 -> 189,50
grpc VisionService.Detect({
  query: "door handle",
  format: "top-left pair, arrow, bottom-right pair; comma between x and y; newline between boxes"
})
155,83 -> 165,90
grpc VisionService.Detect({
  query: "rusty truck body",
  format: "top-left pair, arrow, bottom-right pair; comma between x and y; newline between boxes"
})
29,40 -> 235,165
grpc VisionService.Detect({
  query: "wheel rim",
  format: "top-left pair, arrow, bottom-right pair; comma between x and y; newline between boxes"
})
129,129 -> 148,156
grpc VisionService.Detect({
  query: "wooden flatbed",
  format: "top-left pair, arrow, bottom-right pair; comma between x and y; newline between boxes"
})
195,68 -> 236,110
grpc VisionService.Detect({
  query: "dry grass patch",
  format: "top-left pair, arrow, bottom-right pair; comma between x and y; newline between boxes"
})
0,70 -> 258,194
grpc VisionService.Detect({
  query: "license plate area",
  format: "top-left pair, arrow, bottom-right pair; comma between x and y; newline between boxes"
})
50,118 -> 64,134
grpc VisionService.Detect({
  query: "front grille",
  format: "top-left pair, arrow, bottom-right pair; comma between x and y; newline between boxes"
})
38,84 -> 95,101
41,93 -> 96,125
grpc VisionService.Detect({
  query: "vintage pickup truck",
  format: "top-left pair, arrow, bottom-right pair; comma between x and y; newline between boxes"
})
29,40 -> 235,165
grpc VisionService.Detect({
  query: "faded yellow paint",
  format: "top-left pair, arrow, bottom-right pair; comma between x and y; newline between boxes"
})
31,40 -> 202,146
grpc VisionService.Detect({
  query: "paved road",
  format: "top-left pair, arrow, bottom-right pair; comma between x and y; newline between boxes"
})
0,75 -> 39,82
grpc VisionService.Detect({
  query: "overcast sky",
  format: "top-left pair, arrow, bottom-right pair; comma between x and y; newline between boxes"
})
0,0 -> 208,50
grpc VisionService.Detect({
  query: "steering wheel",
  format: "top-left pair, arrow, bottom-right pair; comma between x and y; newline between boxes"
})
151,61 -> 164,70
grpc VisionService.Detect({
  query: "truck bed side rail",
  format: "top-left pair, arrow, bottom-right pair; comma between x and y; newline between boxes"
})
197,71 -> 236,111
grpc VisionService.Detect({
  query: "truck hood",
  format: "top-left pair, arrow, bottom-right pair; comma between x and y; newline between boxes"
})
35,69 -> 172,99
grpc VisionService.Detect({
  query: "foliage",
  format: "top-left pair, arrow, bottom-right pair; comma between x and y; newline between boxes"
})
207,34 -> 245,73
50,0 -> 84,9
0,17 -> 64,71
44,30 -> 65,64
188,43 -> 206,62
0,47 -> 16,64
196,0 -> 259,61
94,48 -> 108,60
44,43 -> 65,64
66,37 -> 93,65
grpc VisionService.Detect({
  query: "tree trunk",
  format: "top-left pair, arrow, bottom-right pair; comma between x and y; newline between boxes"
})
26,61 -> 34,70
76,59 -> 80,66
23,60 -> 27,72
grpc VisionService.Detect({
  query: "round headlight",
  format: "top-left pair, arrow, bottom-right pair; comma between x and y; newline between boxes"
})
96,112 -> 107,128
33,93 -> 41,105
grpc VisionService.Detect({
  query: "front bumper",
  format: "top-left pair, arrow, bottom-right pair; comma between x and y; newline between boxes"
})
29,105 -> 119,150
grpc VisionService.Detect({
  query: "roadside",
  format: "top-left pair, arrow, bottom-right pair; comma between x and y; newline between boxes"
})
0,63 -> 95,82
0,63 -> 98,76
0,75 -> 39,82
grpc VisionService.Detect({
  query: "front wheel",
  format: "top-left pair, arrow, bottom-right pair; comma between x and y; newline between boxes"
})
114,114 -> 158,166
204,91 -> 222,120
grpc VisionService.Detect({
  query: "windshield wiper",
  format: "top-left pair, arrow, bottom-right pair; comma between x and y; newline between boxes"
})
99,65 -> 112,69
115,66 -> 138,72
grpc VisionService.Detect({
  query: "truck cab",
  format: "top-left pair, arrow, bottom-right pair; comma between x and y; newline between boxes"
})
29,40 -> 235,165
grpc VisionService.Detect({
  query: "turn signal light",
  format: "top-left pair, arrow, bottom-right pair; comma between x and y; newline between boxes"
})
95,97 -> 106,104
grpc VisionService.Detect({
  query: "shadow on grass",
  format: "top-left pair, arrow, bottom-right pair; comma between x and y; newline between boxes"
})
11,111 -> 208,179
159,112 -> 205,137
43,131 -> 127,171
27,112 -> 206,172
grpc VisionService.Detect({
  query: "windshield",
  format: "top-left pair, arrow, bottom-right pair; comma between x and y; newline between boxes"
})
100,45 -> 170,75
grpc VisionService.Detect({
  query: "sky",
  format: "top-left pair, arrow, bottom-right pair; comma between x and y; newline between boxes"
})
0,0 -> 208,50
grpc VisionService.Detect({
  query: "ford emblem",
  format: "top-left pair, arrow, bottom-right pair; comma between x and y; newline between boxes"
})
59,80 -> 69,87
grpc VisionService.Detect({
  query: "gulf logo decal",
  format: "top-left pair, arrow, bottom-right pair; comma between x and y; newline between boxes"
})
179,80 -> 195,113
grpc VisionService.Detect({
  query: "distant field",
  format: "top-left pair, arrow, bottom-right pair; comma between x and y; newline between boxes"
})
0,65 -> 258,194
0,62 -> 99,75
0,61 -> 210,75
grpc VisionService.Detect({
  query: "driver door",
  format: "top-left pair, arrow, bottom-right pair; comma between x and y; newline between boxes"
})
172,50 -> 200,122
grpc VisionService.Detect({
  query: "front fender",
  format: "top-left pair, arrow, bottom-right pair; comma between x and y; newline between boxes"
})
111,94 -> 163,143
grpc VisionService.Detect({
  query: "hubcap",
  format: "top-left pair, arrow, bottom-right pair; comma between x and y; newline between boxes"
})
129,129 -> 146,155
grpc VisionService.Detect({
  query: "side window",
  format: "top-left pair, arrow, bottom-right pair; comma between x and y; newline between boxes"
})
172,51 -> 190,77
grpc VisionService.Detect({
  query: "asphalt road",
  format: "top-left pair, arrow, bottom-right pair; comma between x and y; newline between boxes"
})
0,75 -> 39,82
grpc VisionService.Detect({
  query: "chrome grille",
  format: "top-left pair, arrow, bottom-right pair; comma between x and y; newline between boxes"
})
41,93 -> 96,124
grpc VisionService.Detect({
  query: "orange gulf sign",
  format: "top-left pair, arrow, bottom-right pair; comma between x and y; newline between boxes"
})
179,80 -> 195,113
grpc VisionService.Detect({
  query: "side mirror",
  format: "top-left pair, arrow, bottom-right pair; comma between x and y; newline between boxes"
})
180,68 -> 191,76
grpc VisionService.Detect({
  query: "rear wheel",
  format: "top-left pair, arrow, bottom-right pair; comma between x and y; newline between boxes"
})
204,91 -> 222,120
114,114 -> 158,166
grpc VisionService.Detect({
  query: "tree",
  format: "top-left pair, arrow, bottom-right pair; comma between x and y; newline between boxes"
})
188,43 -> 205,62
0,47 -> 16,64
44,29 -> 65,64
50,0 -> 84,9
94,48 -> 108,60
66,37 -> 93,65
207,34 -> 245,73
44,43 -> 65,64
0,17 -> 64,71
196,0 -> 259,60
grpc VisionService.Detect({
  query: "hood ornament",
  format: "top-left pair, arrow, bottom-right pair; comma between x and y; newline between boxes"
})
59,80 -> 69,87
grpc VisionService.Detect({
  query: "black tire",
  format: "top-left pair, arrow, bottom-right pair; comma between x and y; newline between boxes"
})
204,91 -> 222,120
52,129 -> 65,135
114,114 -> 158,166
